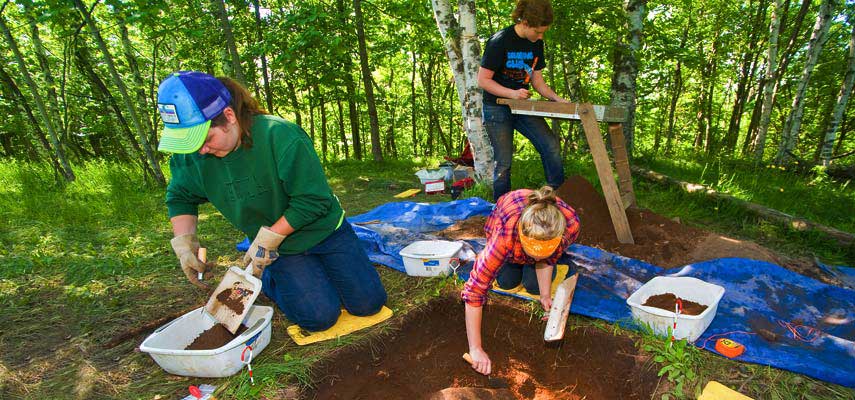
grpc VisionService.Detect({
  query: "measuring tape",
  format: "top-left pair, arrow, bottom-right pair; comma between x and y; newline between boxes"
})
715,338 -> 745,358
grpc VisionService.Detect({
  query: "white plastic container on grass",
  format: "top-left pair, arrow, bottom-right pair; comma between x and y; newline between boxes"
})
626,276 -> 725,342
399,240 -> 463,277
140,305 -> 273,377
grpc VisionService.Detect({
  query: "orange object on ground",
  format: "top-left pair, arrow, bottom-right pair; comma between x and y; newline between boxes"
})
715,338 -> 745,358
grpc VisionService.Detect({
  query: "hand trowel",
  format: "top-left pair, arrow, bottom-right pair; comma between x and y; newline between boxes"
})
204,261 -> 262,334
543,273 -> 579,342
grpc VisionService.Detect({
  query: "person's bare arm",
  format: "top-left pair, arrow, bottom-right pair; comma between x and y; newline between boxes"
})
531,70 -> 568,103
478,67 -> 532,100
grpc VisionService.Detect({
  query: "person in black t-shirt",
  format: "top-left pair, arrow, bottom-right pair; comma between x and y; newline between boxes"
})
479,0 -> 569,203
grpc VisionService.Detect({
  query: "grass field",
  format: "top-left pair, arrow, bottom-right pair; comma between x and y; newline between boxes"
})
0,156 -> 852,399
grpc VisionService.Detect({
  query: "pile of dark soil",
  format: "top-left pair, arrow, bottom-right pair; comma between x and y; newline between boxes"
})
438,175 -> 828,282
642,293 -> 708,316
185,324 -> 248,350
310,297 -> 658,400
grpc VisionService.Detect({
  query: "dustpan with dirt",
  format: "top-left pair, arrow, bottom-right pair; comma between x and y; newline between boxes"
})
205,262 -> 262,334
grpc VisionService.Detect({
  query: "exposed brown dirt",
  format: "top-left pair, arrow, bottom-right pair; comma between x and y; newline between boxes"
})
642,293 -> 708,316
438,175 -> 830,282
309,296 -> 659,400
185,323 -> 248,350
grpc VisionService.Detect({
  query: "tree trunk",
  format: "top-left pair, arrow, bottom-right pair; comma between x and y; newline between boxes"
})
411,51 -> 418,157
753,0 -> 783,161
775,0 -> 837,164
0,14 -> 75,181
117,14 -> 159,164
335,0 -> 362,160
431,0 -> 494,182
608,0 -> 647,158
285,80 -> 302,126
0,60 -> 65,175
250,0 -> 273,112
352,0 -> 383,161
74,44 -> 155,180
337,99 -> 349,159
320,88 -> 328,163
820,21 -> 855,166
211,0 -> 245,85
724,0 -> 767,153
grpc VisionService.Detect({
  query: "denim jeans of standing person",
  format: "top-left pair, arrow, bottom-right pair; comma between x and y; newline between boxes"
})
260,222 -> 388,331
483,102 -> 565,201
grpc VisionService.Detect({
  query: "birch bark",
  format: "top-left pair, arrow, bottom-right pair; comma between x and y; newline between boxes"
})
775,0 -> 838,163
431,0 -> 493,182
820,20 -> 855,165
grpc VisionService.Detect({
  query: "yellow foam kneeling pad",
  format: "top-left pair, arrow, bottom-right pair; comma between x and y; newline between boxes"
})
698,381 -> 753,400
491,264 -> 570,301
394,188 -> 421,198
286,306 -> 394,346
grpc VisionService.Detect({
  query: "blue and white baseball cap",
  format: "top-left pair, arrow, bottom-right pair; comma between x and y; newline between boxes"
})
156,71 -> 232,153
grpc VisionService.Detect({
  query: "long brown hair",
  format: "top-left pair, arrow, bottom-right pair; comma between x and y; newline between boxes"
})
211,77 -> 268,148
519,186 -> 565,240
511,0 -> 554,27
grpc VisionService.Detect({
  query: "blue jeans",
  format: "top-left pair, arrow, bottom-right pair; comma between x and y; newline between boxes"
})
483,103 -> 565,201
261,222 -> 387,331
495,262 -> 557,295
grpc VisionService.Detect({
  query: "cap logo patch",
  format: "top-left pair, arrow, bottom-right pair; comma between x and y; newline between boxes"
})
158,103 -> 180,124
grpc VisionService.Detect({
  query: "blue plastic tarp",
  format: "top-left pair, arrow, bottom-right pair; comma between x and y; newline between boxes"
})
348,199 -> 855,388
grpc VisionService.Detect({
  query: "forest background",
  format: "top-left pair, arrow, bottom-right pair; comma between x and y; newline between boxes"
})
2,1 -> 855,398
1,0 -> 854,185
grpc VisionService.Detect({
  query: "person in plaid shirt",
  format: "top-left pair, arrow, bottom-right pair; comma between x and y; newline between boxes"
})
462,186 -> 580,375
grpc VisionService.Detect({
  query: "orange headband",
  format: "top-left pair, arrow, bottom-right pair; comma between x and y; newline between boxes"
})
518,224 -> 562,259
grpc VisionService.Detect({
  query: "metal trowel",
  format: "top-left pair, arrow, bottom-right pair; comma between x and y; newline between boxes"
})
543,273 -> 579,342
204,262 -> 262,334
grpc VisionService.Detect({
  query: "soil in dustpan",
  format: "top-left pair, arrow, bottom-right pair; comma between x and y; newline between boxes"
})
643,293 -> 708,316
309,296 -> 658,400
185,323 -> 248,350
216,285 -> 254,315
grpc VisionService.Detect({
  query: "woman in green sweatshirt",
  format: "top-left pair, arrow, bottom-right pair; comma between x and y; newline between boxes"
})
157,71 -> 387,331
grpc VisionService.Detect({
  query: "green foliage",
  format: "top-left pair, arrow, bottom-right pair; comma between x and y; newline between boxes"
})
641,327 -> 700,399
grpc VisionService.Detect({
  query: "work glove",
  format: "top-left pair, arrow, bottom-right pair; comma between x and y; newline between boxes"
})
243,226 -> 286,277
170,233 -> 214,289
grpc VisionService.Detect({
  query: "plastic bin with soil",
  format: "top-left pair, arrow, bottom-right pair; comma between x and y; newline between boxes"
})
310,296 -> 659,400
642,293 -> 708,316
185,324 -> 248,350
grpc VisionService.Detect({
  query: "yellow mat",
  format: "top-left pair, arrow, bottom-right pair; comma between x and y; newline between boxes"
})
286,306 -> 394,346
394,188 -> 421,198
491,264 -> 570,301
698,381 -> 753,400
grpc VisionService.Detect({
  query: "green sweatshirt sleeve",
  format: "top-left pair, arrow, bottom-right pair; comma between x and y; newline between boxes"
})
276,133 -> 335,230
165,155 -> 207,218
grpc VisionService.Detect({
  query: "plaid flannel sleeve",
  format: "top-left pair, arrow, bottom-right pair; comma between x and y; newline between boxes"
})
461,222 -> 511,307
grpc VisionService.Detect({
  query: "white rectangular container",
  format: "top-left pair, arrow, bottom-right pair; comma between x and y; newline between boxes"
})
140,305 -> 273,377
626,276 -> 725,342
399,240 -> 463,277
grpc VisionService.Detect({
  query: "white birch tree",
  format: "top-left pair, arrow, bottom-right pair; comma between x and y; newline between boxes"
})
431,0 -> 493,182
775,0 -> 838,164
753,0 -> 782,161
609,0 -> 647,157
821,18 -> 855,166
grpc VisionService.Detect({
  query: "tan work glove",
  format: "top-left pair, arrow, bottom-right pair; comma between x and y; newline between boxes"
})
171,233 -> 214,289
243,226 -> 286,277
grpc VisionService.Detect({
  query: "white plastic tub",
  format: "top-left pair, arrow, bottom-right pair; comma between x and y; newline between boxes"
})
626,276 -> 725,342
399,240 -> 463,277
140,305 -> 273,377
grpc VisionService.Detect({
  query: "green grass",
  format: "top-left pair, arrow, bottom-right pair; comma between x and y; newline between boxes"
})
0,155 -> 853,399
634,153 -> 855,234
